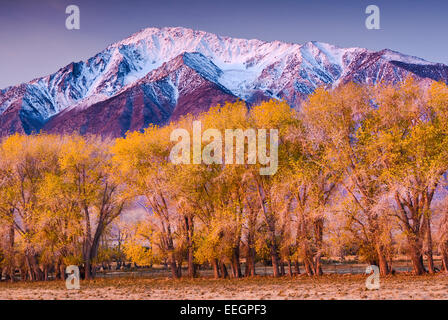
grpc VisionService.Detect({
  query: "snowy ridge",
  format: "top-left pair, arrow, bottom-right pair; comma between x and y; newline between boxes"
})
0,26 -> 447,136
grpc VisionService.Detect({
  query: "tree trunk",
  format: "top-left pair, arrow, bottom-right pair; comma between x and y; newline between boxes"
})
377,252 -> 389,277
294,260 -> 301,275
313,218 -> 324,276
409,244 -> 426,275
245,200 -> 257,277
55,262 -> 61,280
375,243 -> 390,276
19,269 -> 24,281
185,215 -> 196,278
176,260 -> 182,278
44,266 -> 48,281
212,259 -> 220,279
220,261 -> 228,278
394,193 -> 430,275
244,260 -> 249,277
169,253 -> 179,279
27,253 -> 43,281
280,260 -> 285,276
187,246 -> 196,278
302,247 -> 315,277
425,217 -> 435,274
270,245 -> 281,277
313,255 -> 323,276
287,259 -> 293,277
304,259 -> 314,276
25,255 -> 33,281
441,252 -> 448,273
81,204 -> 92,280
254,177 -> 280,277
231,246 -> 242,278
441,242 -> 448,273
8,223 -> 15,282
245,245 -> 256,277
84,260 -> 92,280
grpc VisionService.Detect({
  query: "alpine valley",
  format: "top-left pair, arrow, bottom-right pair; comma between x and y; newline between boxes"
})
1,26 -> 447,137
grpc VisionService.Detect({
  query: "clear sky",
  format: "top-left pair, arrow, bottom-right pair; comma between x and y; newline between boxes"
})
1,0 -> 447,89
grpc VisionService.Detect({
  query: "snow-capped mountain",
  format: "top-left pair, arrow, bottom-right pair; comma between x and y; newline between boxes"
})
1,27 -> 447,137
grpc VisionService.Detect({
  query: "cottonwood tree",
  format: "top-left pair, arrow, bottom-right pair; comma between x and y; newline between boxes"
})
0,134 -> 63,280
169,102 -> 249,278
302,83 -> 393,276
281,121 -> 339,276
60,135 -> 127,279
112,125 -> 184,278
247,100 -> 297,277
372,80 -> 448,274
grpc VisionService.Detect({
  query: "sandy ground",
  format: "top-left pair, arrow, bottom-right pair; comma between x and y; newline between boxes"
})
1,273 -> 448,300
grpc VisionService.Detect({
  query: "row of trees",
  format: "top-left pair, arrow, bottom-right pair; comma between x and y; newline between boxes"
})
1,78 -> 448,280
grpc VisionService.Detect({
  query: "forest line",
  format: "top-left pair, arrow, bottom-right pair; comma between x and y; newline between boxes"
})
1,78 -> 448,281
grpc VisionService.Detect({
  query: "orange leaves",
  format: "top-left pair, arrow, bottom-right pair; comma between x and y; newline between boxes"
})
2,78 -> 448,278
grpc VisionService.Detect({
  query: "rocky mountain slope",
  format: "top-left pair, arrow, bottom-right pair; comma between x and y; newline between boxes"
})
1,27 -> 447,137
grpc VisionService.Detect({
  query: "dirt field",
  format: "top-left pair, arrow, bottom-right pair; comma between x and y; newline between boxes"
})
1,273 -> 448,300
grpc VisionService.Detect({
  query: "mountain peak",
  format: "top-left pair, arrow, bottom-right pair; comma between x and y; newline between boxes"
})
379,48 -> 433,65
116,26 -> 203,46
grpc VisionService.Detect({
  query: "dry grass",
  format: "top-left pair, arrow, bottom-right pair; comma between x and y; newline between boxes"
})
1,273 -> 448,300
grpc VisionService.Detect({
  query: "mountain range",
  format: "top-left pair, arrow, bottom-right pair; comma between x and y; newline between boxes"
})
1,26 -> 448,137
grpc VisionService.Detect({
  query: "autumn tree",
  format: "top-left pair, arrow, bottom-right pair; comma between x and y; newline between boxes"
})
0,134 -> 63,280
112,125 -> 185,278
372,79 -> 448,274
302,83 -> 394,276
57,135 -> 127,279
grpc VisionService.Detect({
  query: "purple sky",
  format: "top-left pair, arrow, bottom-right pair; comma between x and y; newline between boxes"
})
1,0 -> 447,89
